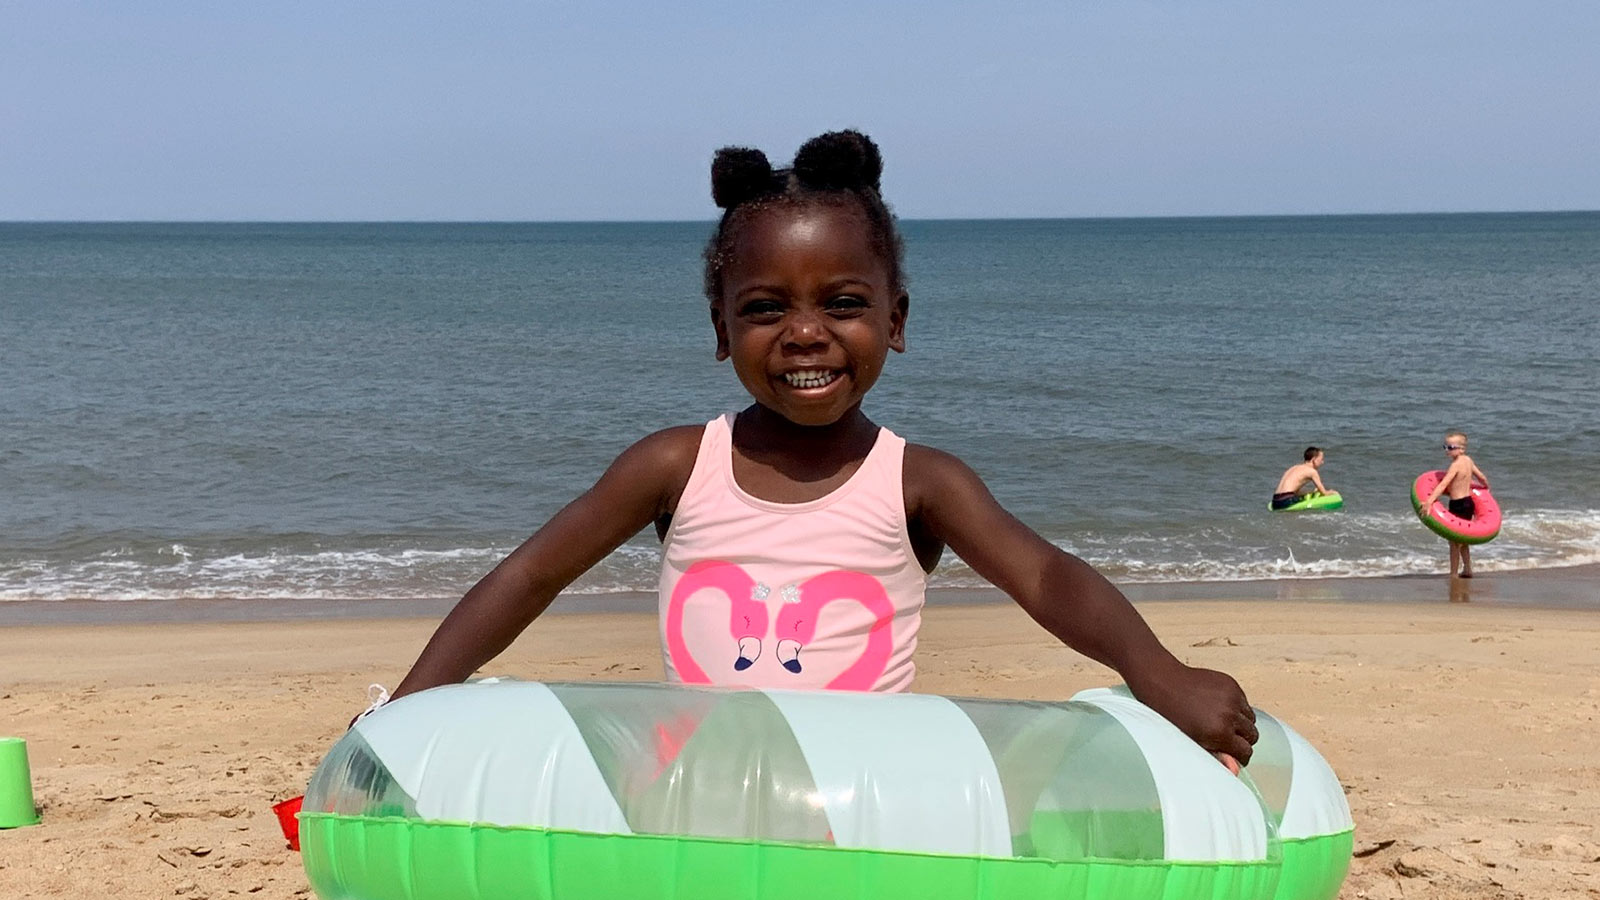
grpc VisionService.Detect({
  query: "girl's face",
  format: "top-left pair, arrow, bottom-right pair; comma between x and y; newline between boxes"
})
712,203 -> 907,427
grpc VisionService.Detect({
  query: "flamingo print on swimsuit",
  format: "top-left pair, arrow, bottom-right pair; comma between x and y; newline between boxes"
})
665,559 -> 895,691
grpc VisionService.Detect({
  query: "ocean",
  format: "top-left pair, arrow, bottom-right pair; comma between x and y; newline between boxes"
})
2,215 -> 1597,604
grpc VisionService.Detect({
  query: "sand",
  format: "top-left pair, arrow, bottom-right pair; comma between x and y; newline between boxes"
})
3,587 -> 1598,899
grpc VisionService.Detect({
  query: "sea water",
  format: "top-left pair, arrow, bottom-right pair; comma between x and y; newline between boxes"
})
2,215 -> 1596,602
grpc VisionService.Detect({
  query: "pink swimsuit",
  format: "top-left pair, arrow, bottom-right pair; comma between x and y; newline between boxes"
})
658,414 -> 927,692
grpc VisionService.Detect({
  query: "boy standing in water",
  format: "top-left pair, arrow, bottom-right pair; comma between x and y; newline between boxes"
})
1419,432 -> 1490,578
1271,446 -> 1331,510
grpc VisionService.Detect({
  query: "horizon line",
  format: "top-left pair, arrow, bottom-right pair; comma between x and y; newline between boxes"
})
4,208 -> 1599,226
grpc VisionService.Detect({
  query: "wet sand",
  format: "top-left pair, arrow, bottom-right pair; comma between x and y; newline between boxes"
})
3,564 -> 1595,628
2,576 -> 1598,898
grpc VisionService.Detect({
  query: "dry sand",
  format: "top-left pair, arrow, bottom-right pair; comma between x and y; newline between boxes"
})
3,591 -> 1598,899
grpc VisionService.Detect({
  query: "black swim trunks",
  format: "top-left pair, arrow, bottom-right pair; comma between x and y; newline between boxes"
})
1447,495 -> 1476,519
1271,492 -> 1300,510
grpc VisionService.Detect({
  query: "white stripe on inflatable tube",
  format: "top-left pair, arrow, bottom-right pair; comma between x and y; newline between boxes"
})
353,681 -> 630,834
1071,688 -> 1270,862
762,688 -> 1012,857
1267,712 -> 1354,839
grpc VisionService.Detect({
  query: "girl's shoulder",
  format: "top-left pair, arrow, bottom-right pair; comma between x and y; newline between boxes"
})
619,424 -> 707,475
901,442 -> 991,514
902,441 -> 964,471
596,425 -> 708,512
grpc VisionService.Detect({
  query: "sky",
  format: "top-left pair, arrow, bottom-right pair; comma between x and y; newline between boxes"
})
3,1 -> 1598,221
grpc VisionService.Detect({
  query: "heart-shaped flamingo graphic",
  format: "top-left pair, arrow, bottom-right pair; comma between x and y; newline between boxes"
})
666,560 -> 894,691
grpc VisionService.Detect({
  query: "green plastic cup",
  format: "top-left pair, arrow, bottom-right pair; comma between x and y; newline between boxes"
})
0,737 -> 41,828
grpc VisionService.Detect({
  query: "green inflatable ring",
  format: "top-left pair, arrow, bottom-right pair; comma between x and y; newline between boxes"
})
301,682 -> 1353,900
1269,492 -> 1343,512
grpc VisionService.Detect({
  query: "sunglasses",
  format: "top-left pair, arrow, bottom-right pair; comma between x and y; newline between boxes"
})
1443,443 -> 1463,451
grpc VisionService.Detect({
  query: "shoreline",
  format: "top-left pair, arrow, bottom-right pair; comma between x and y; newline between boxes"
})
2,563 -> 1595,627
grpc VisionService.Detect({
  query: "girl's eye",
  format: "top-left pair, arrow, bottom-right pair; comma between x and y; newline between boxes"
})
738,299 -> 783,319
826,295 -> 868,314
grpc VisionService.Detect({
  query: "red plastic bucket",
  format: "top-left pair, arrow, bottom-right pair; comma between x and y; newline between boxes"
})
272,795 -> 303,851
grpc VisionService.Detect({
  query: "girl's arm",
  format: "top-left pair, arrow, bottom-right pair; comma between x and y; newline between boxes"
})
906,446 -> 1259,764
390,427 -> 701,701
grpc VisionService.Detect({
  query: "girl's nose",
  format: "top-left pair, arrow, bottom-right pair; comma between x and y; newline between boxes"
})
782,309 -> 829,347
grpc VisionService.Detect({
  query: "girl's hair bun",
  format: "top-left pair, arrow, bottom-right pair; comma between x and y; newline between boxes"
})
710,147 -> 778,210
703,129 -> 904,301
792,130 -> 883,193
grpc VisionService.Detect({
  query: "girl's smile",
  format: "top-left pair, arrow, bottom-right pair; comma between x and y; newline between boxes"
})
782,369 -> 840,389
712,204 -> 907,428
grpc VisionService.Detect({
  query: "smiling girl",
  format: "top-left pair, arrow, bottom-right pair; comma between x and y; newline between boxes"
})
386,130 -> 1258,767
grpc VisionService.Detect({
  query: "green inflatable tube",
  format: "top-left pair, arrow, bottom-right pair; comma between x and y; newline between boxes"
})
301,682 -> 1353,900
1269,492 -> 1343,512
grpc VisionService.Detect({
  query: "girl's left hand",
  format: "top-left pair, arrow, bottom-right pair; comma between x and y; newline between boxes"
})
1129,662 -> 1258,767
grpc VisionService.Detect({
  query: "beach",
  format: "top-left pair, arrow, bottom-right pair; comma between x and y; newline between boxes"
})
4,576 -> 1598,900
7,5 -> 1598,898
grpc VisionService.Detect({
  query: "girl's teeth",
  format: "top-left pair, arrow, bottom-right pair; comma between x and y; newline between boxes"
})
784,370 -> 838,388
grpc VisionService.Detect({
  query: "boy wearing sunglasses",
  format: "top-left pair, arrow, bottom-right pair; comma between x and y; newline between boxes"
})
1418,432 -> 1491,577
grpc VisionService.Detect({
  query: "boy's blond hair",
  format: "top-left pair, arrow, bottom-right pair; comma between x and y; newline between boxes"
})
1446,431 -> 1468,446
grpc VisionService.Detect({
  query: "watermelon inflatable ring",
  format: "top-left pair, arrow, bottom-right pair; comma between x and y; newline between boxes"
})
1411,471 -> 1501,544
